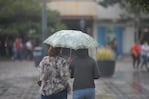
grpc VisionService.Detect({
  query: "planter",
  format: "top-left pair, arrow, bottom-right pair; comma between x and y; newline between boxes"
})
97,60 -> 116,77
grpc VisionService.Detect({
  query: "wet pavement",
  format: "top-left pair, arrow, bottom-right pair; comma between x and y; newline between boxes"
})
0,61 -> 39,99
0,58 -> 149,99
95,58 -> 149,99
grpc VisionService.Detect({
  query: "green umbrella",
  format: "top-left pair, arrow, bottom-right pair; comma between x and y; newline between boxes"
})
43,30 -> 98,50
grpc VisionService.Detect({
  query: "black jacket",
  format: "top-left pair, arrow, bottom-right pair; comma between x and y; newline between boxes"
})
70,49 -> 100,90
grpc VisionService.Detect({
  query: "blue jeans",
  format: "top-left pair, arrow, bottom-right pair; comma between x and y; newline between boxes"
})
41,90 -> 67,99
73,88 -> 95,99
141,55 -> 148,67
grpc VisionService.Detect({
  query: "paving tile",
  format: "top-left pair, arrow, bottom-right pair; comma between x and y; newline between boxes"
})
0,60 -> 149,99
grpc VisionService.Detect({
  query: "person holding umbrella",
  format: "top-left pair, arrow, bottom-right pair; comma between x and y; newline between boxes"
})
38,46 -> 71,99
41,30 -> 99,99
70,49 -> 100,99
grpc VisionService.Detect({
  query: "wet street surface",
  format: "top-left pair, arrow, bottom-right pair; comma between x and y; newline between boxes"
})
96,71 -> 149,99
95,59 -> 149,99
0,59 -> 149,99
0,61 -> 39,99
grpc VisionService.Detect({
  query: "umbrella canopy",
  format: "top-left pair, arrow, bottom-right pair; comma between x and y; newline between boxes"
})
43,30 -> 98,50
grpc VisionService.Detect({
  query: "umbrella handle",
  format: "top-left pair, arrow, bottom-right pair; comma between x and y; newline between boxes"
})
66,49 -> 72,65
69,49 -> 72,57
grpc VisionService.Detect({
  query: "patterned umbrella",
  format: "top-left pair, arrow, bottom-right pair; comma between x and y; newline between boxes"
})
43,30 -> 98,50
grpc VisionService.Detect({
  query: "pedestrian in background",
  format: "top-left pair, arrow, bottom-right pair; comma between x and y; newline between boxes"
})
140,41 -> 149,71
38,46 -> 71,99
70,49 -> 100,99
12,38 -> 23,61
131,41 -> 141,69
25,39 -> 33,60
111,38 -> 118,58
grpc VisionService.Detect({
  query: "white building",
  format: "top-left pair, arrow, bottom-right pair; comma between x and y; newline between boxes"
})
96,4 -> 135,56
47,0 -> 149,56
96,3 -> 149,56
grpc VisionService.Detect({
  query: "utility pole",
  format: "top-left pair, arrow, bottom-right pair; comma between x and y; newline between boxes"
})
42,0 -> 48,56
80,19 -> 85,32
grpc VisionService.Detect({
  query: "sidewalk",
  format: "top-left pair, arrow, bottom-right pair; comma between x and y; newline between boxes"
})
0,58 -> 149,99
95,58 -> 149,99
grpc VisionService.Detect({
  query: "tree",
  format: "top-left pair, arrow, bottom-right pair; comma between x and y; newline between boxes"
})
97,0 -> 149,41
98,0 -> 149,13
0,0 -> 66,42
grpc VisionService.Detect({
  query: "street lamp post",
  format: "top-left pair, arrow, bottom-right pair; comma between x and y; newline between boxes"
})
80,19 -> 85,32
42,0 -> 48,56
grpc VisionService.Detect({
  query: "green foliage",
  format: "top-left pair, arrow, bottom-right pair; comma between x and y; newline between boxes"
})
98,0 -> 149,13
98,0 -> 120,8
0,0 -> 66,42
129,0 -> 149,13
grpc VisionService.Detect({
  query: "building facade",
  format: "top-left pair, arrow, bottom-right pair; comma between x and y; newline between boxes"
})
96,4 -> 136,56
47,0 -> 149,56
96,4 -> 149,56
47,0 -> 98,35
